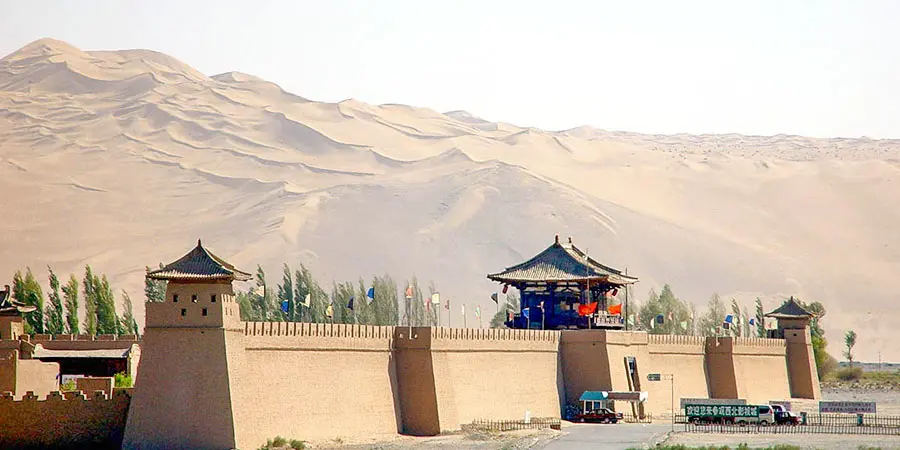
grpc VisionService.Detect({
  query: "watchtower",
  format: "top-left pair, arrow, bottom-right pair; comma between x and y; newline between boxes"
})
765,297 -> 820,399
0,284 -> 36,340
124,240 -> 251,450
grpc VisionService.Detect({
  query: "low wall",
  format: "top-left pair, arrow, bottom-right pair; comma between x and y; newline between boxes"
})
0,349 -> 60,399
732,337 -> 791,403
0,389 -> 131,449
231,322 -> 399,450
418,328 -> 561,433
643,335 -> 710,416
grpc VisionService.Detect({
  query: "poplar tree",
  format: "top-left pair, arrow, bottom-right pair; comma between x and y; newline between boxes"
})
293,269 -> 308,323
729,298 -> 742,337
62,274 -> 80,335
754,298 -> 766,337
254,265 -> 270,321
356,278 -> 376,325
45,267 -> 65,335
120,291 -> 139,336
372,274 -> 399,326
94,274 -> 120,335
637,285 -> 691,335
144,263 -> 166,303
13,268 -> 45,334
83,265 -> 97,336
277,263 -> 294,321
699,293 -> 728,337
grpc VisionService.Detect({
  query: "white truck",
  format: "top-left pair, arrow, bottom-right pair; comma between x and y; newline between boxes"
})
685,403 -> 775,425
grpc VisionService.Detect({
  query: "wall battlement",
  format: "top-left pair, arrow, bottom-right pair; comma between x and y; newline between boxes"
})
0,388 -> 131,449
648,334 -> 706,346
734,337 -> 787,348
429,327 -> 560,342
243,321 -> 394,339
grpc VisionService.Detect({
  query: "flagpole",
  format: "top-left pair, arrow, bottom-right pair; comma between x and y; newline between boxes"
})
624,267 -> 629,331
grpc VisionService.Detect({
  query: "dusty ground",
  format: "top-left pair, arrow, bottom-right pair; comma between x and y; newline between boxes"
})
662,432 -> 900,449
305,428 -> 561,449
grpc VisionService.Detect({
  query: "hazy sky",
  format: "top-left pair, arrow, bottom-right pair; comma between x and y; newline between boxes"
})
2,0 -> 898,138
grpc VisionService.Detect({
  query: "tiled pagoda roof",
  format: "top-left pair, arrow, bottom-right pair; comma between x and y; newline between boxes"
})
147,240 -> 251,282
487,235 -> 638,285
765,297 -> 814,319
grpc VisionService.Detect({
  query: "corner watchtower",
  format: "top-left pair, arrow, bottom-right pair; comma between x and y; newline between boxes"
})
124,240 -> 251,450
765,297 -> 820,399
144,239 -> 251,330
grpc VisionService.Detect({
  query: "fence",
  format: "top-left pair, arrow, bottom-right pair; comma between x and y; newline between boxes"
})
465,418 -> 562,432
621,413 -> 654,424
678,414 -> 900,436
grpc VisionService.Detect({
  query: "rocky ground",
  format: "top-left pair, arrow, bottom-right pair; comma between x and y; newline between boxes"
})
304,429 -> 561,450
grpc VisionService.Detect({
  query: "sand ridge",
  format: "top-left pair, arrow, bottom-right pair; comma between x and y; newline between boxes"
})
1,38 -> 898,361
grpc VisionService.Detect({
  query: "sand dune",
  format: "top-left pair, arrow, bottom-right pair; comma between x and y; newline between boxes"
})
1,38 -> 899,362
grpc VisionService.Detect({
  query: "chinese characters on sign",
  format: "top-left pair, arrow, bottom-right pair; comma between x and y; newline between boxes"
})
685,404 -> 760,418
818,401 -> 876,414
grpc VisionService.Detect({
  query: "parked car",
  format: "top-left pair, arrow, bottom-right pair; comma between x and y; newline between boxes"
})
771,404 -> 801,425
575,408 -> 623,423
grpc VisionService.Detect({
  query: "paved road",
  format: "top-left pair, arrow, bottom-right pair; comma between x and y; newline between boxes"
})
539,423 -> 672,450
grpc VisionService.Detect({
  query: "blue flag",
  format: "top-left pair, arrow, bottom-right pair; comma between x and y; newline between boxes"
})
655,314 -> 664,324
367,287 -> 375,300
281,300 -> 289,313
347,296 -> 355,310
724,314 -> 734,324
523,308 -> 531,319
748,318 -> 756,326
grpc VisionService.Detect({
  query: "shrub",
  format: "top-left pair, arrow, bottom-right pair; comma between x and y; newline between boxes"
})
289,440 -> 306,450
114,371 -> 133,388
60,379 -> 76,391
272,436 -> 286,447
835,366 -> 864,381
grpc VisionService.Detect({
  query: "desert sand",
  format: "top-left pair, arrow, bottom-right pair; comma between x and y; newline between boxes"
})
1,38 -> 898,361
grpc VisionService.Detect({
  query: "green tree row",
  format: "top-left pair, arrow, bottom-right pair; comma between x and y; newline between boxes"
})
10,266 -> 138,336
231,264 -> 443,326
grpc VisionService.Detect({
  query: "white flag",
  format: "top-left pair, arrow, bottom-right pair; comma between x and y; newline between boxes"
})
301,293 -> 311,308
431,293 -> 440,305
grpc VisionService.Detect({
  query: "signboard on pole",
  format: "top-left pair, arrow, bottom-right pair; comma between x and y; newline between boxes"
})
819,401 -> 876,414
647,373 -> 661,381
685,404 -> 759,418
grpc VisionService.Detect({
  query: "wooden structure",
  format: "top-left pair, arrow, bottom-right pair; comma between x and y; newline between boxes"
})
764,296 -> 813,339
487,235 -> 637,330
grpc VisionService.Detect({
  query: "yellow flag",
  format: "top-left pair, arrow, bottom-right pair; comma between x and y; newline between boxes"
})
325,303 -> 334,319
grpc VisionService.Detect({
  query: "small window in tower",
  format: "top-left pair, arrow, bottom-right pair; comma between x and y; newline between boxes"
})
211,294 -> 217,303
173,294 -> 179,303
202,308 -> 208,316
181,308 -> 187,317
191,295 -> 198,303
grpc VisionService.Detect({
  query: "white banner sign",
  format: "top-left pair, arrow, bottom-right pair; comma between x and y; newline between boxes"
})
819,401 -> 876,414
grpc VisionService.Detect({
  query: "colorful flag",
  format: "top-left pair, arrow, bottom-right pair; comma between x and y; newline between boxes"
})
607,303 -> 622,315
627,315 -> 635,326
445,298 -> 450,311
325,303 -> 334,319
461,304 -> 465,315
431,293 -> 440,306
507,310 -> 514,321
539,300 -> 544,310
281,300 -> 289,313
680,321 -> 688,330
577,302 -> 598,316
475,306 -> 481,318
491,292 -> 499,304
523,308 -> 531,320
748,318 -> 756,326
724,314 -> 734,324
424,294 -> 431,312
405,286 -> 413,299
367,287 -> 375,303
502,284 -> 509,294
655,314 -> 665,324
347,296 -> 355,311
301,293 -> 310,308
667,311 -> 674,321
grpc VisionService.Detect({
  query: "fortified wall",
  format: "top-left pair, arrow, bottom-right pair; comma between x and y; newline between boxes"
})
0,389 -> 131,449
120,241 -> 820,450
